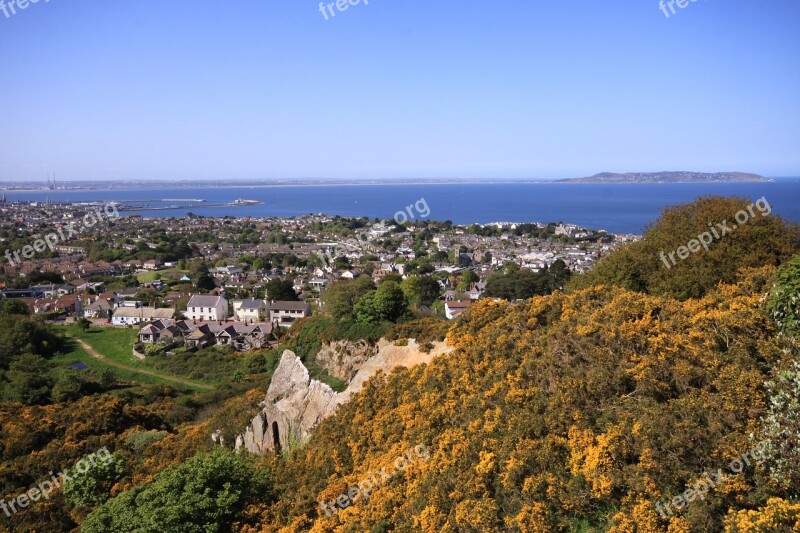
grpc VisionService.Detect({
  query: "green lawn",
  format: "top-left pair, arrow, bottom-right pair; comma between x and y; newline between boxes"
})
136,269 -> 190,284
136,271 -> 161,283
51,339 -> 177,389
64,325 -> 141,364
57,325 -> 215,391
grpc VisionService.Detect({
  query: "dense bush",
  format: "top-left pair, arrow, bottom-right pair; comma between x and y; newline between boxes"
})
81,448 -> 273,533
768,255 -> 800,337
569,196 -> 800,299
237,269 -> 800,531
485,259 -> 571,300
283,315 -> 389,361
354,281 -> 410,323
0,315 -> 64,369
64,452 -> 125,508
758,359 -> 800,491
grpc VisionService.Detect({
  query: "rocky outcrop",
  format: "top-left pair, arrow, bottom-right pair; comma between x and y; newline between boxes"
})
238,350 -> 339,455
236,339 -> 452,455
339,338 -> 453,402
315,340 -> 377,382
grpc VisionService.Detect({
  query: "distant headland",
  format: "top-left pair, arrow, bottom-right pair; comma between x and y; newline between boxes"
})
559,172 -> 772,184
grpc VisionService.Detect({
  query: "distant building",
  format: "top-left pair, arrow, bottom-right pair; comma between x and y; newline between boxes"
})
308,278 -> 330,292
112,307 -> 174,326
143,260 -> 163,271
269,301 -> 311,327
232,299 -> 265,321
138,319 -> 274,352
83,298 -> 113,320
445,300 -> 472,320
185,294 -> 228,322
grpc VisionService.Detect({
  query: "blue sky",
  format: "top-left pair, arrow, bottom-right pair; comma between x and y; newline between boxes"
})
0,0 -> 798,181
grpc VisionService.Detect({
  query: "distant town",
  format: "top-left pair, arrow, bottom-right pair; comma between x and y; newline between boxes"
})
0,197 -> 638,352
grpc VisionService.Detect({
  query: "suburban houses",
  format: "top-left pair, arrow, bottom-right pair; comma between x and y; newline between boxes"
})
138,319 -> 275,351
0,202 -> 640,358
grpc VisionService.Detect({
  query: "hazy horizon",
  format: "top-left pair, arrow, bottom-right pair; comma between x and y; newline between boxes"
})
1,1 -> 798,181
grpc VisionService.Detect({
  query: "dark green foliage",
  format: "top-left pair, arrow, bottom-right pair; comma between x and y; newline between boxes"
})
51,368 -> 88,403
0,299 -> 30,316
321,276 -> 376,320
283,315 -> 389,362
64,451 -> 125,508
401,275 -> 442,307
569,196 -> 800,300
768,255 -> 800,337
81,448 -> 273,533
266,278 -> 299,301
354,281 -> 409,323
3,353 -> 53,405
143,346 -> 245,384
0,315 -> 64,369
485,259 -> 571,300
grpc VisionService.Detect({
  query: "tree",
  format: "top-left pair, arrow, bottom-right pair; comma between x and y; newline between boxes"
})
485,269 -> 554,300
380,273 -> 403,285
82,449 -> 273,533
64,452 -> 125,508
461,270 -> 478,286
768,255 -> 800,337
51,369 -> 86,403
4,354 -> 53,405
321,276 -> 376,320
77,317 -> 92,332
194,272 -> 216,292
0,300 -> 30,316
0,315 -> 63,369
266,278 -> 298,301
92,368 -> 116,389
547,259 -> 572,291
401,275 -> 441,307
355,281 -> 409,323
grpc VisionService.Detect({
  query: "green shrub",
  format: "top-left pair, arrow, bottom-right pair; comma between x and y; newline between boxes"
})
82,448 -> 273,533
124,430 -> 170,453
64,451 -> 125,508
768,255 -> 800,337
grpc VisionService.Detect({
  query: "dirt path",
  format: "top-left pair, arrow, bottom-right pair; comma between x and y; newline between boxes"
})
68,336 -> 215,391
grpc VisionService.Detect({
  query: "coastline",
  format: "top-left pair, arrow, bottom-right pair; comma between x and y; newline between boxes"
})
0,179 -> 788,194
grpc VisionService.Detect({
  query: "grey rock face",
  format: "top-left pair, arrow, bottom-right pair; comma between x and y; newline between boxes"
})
315,340 -> 377,382
237,350 -> 339,454
236,340 -> 452,454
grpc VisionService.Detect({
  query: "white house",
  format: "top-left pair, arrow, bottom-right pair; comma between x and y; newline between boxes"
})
269,301 -> 311,328
232,299 -> 265,322
308,278 -> 330,292
185,294 -> 228,322
112,307 -> 174,326
445,300 -> 472,320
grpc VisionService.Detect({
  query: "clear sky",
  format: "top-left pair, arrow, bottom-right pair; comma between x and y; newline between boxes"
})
0,0 -> 798,181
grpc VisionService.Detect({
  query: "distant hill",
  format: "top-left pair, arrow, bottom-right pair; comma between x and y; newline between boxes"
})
560,171 -> 771,183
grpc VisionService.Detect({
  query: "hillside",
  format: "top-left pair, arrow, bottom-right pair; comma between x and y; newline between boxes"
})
225,274 -> 799,532
1,197 -> 797,532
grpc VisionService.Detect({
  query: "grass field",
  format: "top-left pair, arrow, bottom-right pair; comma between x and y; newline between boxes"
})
135,269 -> 190,284
57,325 -> 215,391
51,339 -> 179,388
